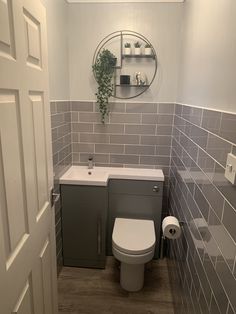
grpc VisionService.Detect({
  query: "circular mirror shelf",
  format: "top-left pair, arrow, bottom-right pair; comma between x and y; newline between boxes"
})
92,30 -> 158,100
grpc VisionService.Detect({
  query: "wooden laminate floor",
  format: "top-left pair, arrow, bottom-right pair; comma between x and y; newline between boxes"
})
58,257 -> 175,314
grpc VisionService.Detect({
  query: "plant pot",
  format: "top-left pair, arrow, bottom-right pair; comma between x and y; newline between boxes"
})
124,47 -> 131,55
145,47 -> 152,56
134,47 -> 141,55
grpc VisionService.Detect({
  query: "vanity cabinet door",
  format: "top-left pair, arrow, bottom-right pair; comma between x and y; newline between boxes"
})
61,185 -> 107,268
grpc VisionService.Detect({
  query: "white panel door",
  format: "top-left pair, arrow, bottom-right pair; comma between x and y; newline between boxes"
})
0,0 -> 58,313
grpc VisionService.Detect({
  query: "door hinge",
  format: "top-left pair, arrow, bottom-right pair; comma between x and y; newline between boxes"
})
50,188 -> 60,207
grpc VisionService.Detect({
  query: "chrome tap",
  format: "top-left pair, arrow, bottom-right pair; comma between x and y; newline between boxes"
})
88,156 -> 94,169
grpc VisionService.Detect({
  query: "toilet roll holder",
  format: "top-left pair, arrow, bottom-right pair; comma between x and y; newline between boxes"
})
160,220 -> 185,259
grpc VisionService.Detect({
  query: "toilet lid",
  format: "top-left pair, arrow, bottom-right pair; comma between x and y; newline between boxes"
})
112,218 -> 156,255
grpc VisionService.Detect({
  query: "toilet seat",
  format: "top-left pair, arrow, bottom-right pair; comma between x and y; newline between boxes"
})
112,218 -> 156,255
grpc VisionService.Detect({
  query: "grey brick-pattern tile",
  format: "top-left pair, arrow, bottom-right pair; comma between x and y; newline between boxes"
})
126,102 -> 157,113
142,114 -> 173,125
50,101 -> 72,273
222,200 -> 236,243
70,101 -> 174,219
208,208 -> 236,270
125,145 -> 155,156
80,133 -> 109,143
110,134 -> 139,144
79,112 -> 101,123
51,100 -> 236,305
95,144 -> 124,154
220,113 -> 236,144
158,103 -> 175,114
71,101 -> 93,112
72,122 -> 93,133
169,103 -> 236,314
141,135 -> 172,146
80,153 -> 109,163
70,102 -> 174,179
94,123 -> 124,134
125,124 -> 156,135
110,112 -> 141,124
206,134 -> 232,167
110,154 -> 139,164
202,109 -> 221,134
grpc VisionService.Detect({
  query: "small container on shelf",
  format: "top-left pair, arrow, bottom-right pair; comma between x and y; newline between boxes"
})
124,42 -> 131,55
144,43 -> 153,56
134,72 -> 147,86
134,41 -> 142,55
120,75 -> 130,85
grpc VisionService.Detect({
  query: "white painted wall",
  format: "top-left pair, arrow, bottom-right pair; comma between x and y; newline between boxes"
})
178,0 -> 236,113
68,3 -> 183,102
41,0 -> 70,100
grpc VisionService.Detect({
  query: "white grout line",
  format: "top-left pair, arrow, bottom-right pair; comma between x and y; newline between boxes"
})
233,255 -> 236,277
221,199 -> 226,222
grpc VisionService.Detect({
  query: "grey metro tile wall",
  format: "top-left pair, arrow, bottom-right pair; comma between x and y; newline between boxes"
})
70,100 -> 175,215
70,101 -> 174,172
168,103 -> 236,314
50,100 -> 72,274
50,99 -> 236,307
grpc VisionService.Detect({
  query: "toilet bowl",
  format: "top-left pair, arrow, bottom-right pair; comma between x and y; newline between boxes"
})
112,218 -> 156,292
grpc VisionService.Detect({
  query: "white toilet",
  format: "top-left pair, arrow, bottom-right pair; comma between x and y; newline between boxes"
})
112,218 -> 156,292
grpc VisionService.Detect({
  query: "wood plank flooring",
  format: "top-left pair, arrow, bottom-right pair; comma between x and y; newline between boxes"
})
58,257 -> 175,314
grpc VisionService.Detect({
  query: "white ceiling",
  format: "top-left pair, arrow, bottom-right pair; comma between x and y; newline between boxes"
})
66,0 -> 184,3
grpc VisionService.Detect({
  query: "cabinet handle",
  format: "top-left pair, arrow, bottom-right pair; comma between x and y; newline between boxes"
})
97,219 -> 102,255
153,185 -> 159,192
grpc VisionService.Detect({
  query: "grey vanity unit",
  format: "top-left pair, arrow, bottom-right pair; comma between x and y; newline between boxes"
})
61,185 -> 108,268
61,179 -> 163,268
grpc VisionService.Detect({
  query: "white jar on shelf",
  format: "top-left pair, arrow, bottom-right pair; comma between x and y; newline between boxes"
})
124,43 -> 131,55
144,44 -> 152,56
134,41 -> 142,55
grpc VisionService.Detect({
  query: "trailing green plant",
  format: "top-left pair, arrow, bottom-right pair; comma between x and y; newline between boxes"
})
134,41 -> 142,48
124,42 -> 131,48
92,49 -> 116,123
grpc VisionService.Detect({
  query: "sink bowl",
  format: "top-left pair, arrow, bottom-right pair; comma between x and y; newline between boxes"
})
60,167 -> 108,186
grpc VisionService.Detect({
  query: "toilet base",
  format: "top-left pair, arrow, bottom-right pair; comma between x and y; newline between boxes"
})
120,262 -> 144,292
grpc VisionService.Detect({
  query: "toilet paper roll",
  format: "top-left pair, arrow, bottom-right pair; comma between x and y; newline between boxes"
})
162,216 -> 181,239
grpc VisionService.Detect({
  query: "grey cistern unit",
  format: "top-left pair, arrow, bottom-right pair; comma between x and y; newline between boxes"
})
61,178 -> 163,268
107,179 -> 163,259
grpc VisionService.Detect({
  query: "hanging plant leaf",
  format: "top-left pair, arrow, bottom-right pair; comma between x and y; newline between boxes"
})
92,49 -> 116,123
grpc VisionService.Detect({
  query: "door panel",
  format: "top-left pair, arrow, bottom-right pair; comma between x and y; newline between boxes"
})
0,0 -> 16,59
23,8 -> 42,68
29,92 -> 49,216
0,1 -> 58,313
12,279 -> 34,314
0,90 -> 28,259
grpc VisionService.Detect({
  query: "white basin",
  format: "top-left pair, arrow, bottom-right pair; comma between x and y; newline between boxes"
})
60,167 -> 108,186
60,166 -> 164,186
